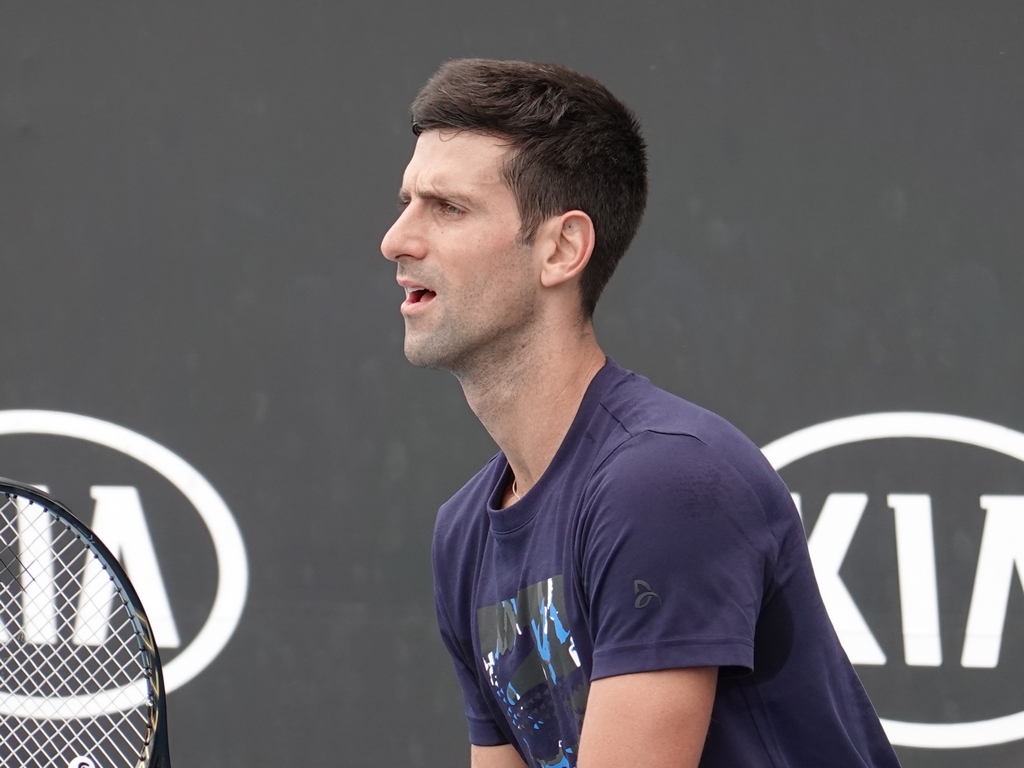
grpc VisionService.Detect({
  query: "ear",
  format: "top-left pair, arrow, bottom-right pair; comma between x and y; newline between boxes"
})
537,210 -> 596,289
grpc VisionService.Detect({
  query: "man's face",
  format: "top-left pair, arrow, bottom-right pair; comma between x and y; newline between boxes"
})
381,130 -> 538,372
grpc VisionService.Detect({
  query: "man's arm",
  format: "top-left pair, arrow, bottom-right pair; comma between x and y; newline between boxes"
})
471,744 -> 528,768
577,667 -> 718,768
470,668 -> 716,768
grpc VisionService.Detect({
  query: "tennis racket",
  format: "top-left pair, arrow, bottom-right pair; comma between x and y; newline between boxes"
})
0,478 -> 171,768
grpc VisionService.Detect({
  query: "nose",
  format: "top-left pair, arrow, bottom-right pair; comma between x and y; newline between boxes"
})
381,205 -> 426,262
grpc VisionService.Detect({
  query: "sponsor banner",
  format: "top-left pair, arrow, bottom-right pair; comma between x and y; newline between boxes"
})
764,413 -> 1024,750
0,410 -> 248,701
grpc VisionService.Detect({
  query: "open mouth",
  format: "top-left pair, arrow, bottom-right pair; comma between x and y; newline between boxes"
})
401,285 -> 437,314
407,288 -> 436,304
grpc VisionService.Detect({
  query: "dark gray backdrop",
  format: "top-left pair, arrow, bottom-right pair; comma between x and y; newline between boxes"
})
2,2 -> 1022,766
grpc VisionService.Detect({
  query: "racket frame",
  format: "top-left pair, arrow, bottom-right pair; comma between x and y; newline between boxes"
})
0,477 -> 172,768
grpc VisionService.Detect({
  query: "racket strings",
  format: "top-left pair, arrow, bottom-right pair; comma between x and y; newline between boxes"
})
1,710 -> 152,768
0,493 -> 158,767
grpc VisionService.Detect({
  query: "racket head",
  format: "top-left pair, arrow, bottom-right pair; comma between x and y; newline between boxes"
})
0,477 -> 171,768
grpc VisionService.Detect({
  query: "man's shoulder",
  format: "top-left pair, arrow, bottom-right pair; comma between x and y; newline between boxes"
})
593,364 -> 793,519
432,452 -> 503,543
597,364 -> 762,464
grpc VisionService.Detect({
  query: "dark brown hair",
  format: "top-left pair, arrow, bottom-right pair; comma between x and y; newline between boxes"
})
411,59 -> 648,318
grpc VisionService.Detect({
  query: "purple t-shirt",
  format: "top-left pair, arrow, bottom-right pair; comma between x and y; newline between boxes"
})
433,360 -> 900,768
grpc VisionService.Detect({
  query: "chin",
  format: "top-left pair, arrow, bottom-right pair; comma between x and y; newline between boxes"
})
403,348 -> 439,369
404,337 -> 452,371
404,332 -> 478,374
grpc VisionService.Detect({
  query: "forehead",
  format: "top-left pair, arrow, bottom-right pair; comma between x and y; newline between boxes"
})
402,130 -> 512,196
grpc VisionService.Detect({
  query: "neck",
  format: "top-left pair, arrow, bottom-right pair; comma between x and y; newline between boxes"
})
457,320 -> 606,500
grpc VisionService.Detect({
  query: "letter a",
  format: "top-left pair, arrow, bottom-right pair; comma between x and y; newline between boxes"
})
961,495 -> 1024,668
73,486 -> 181,647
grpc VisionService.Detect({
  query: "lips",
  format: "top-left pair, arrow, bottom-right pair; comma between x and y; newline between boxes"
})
398,280 -> 437,314
407,288 -> 435,304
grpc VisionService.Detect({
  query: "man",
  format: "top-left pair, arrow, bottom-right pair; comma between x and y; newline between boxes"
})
382,59 -> 900,768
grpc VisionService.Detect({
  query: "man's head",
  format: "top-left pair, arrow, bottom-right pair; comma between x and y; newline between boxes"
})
409,59 -> 648,318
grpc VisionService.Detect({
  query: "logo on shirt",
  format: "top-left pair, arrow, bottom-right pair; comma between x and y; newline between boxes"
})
762,412 -> 1024,750
478,575 -> 587,767
633,579 -> 661,609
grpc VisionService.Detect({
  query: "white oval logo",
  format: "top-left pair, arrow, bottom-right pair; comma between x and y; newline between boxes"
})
0,410 -> 249,702
762,412 -> 1024,749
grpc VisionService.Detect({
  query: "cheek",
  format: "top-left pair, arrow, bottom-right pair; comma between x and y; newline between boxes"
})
446,227 -> 530,297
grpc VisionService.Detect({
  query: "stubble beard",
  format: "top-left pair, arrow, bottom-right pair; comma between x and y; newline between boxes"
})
403,275 -> 539,382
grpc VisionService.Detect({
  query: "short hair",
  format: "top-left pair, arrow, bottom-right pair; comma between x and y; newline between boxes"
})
411,59 -> 648,318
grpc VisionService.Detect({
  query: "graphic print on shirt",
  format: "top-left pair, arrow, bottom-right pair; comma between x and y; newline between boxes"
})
478,575 -> 588,768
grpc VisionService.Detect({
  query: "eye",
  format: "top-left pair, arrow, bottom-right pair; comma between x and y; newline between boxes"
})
438,201 -> 465,217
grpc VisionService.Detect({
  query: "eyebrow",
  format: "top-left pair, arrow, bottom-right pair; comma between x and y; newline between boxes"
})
398,185 -> 476,210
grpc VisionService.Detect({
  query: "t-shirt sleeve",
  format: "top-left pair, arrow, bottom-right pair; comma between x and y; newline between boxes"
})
579,431 -> 779,681
434,582 -> 510,747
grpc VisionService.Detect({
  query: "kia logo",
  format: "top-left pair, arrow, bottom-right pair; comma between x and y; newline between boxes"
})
0,410 -> 248,709
762,412 -> 1024,749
